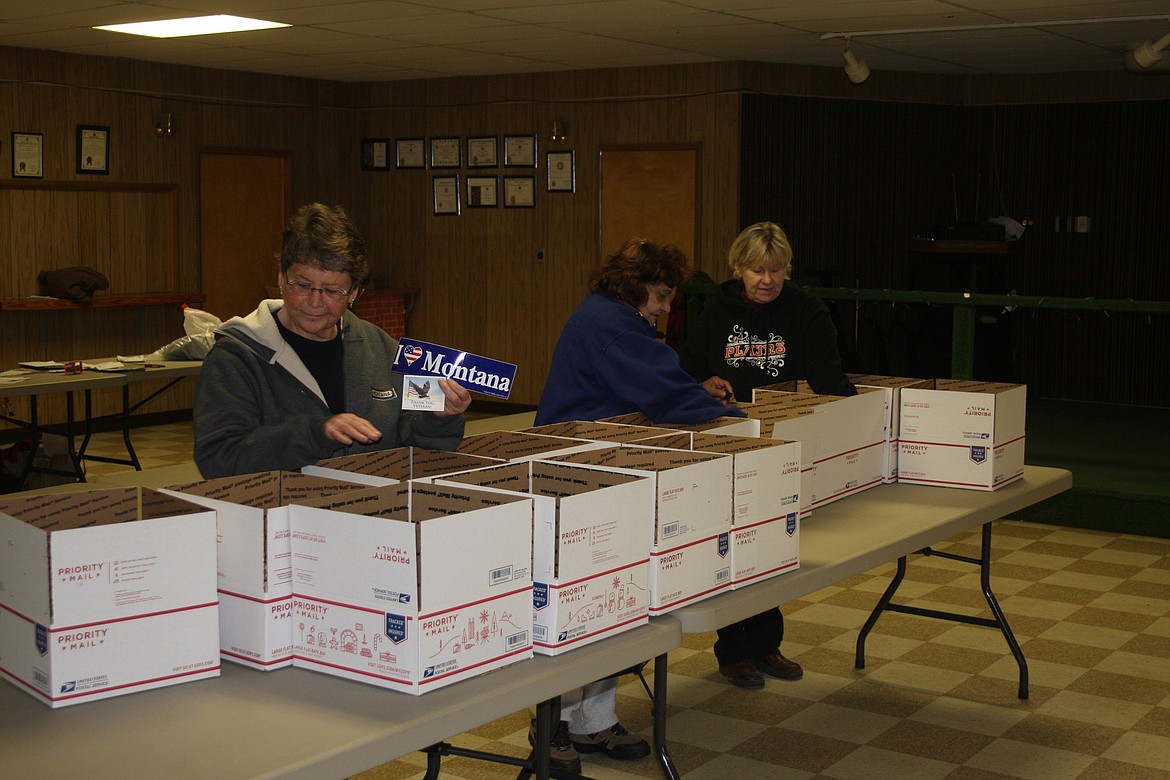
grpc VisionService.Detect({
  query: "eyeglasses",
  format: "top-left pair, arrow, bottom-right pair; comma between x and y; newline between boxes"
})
282,275 -> 351,302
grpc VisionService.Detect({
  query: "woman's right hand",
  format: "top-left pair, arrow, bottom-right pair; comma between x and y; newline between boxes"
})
701,375 -> 736,404
323,413 -> 383,446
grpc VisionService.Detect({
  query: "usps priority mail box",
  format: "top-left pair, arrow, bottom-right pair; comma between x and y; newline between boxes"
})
160,471 -> 367,670
303,446 -> 503,487
435,460 -> 653,655
521,419 -> 674,443
0,488 -> 219,708
287,482 -> 534,694
544,445 -> 733,615
632,432 -> 801,590
845,375 -> 934,483
742,386 -> 886,512
456,429 -> 606,462
599,411 -> 761,437
897,380 -> 1027,490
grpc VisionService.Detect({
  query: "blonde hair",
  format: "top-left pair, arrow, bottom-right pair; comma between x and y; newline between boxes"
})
728,222 -> 793,279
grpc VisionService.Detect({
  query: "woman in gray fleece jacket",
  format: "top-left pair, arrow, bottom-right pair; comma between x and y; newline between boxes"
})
194,203 -> 469,478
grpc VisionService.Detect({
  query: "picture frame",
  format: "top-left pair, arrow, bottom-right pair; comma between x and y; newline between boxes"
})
466,176 -> 498,208
12,132 -> 43,179
503,176 -> 536,208
361,138 -> 390,171
546,150 -> 575,192
395,138 -> 426,169
503,134 -> 537,167
433,175 -> 461,215
429,137 -> 461,169
466,136 -> 498,168
76,124 -> 109,175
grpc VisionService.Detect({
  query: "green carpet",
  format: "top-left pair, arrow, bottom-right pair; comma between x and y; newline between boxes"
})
1017,399 -> 1170,538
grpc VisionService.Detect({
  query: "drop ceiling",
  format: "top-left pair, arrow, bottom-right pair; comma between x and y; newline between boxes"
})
1,1 -> 1168,82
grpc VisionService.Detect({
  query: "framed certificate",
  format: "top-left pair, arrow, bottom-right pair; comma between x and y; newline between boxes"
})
361,138 -> 390,171
77,124 -> 109,175
546,150 -> 575,192
503,176 -> 536,208
396,138 -> 426,168
433,175 -> 460,215
467,176 -> 498,207
12,132 -> 43,179
466,137 -> 498,168
504,135 -> 537,167
430,137 -> 461,169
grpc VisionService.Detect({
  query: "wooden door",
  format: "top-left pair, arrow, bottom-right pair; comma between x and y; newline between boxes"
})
598,146 -> 700,340
598,146 -> 699,263
199,151 -> 291,320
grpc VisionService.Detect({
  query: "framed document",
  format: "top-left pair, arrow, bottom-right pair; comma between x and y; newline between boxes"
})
504,135 -> 537,167
433,175 -> 460,215
546,150 -> 575,192
396,138 -> 426,169
466,137 -> 498,168
361,138 -> 390,171
467,176 -> 498,207
12,132 -> 43,179
504,176 -> 536,208
77,125 -> 109,175
429,137 -> 461,169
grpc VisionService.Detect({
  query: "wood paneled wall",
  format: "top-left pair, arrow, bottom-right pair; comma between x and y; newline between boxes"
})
347,63 -> 745,403
4,43 -> 1169,424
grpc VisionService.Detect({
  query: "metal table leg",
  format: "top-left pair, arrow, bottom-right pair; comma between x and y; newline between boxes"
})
854,521 -> 1029,699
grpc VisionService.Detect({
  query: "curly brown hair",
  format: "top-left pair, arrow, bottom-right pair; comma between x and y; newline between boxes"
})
589,238 -> 690,307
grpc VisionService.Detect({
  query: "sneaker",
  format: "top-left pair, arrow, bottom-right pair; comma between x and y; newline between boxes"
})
528,718 -> 582,774
570,722 -> 651,761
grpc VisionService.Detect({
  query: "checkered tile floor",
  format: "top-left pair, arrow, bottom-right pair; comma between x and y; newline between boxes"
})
77,424 -> 1170,779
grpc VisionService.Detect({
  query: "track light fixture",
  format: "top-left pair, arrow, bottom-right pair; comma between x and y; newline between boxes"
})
841,37 -> 870,84
1131,24 -> 1170,68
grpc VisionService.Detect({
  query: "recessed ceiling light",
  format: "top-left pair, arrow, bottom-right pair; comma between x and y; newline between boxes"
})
94,15 -> 290,39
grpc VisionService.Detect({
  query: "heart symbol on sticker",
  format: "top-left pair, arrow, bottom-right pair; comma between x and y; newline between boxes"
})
403,345 -> 423,365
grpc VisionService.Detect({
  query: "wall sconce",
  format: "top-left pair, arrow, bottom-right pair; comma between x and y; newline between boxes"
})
155,112 -> 175,138
841,37 -> 871,84
1130,26 -> 1170,68
549,119 -> 567,144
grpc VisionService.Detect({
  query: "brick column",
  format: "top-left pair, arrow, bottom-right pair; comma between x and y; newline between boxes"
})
352,288 -> 418,339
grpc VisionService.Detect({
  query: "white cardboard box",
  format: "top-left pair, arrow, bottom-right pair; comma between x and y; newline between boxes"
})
844,375 -> 934,483
741,386 -> 886,512
544,445 -> 733,615
632,432 -> 801,589
599,412 -> 761,437
287,482 -> 535,694
897,380 -> 1027,490
456,429 -> 605,461
434,460 -> 654,655
0,487 -> 220,708
521,419 -> 672,443
161,471 -> 368,670
303,446 -> 503,487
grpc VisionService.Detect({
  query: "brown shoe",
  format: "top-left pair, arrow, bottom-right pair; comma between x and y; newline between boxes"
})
719,659 -> 765,689
754,652 -> 803,680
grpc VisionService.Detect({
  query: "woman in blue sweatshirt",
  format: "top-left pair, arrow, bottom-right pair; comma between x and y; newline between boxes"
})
534,237 -> 741,772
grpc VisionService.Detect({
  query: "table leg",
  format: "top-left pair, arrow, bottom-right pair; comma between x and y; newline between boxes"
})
855,556 -> 908,670
854,522 -> 1029,699
652,652 -> 681,780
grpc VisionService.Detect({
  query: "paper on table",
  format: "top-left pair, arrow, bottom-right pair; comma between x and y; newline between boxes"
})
84,361 -> 144,372
117,355 -> 146,362
18,361 -> 66,370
